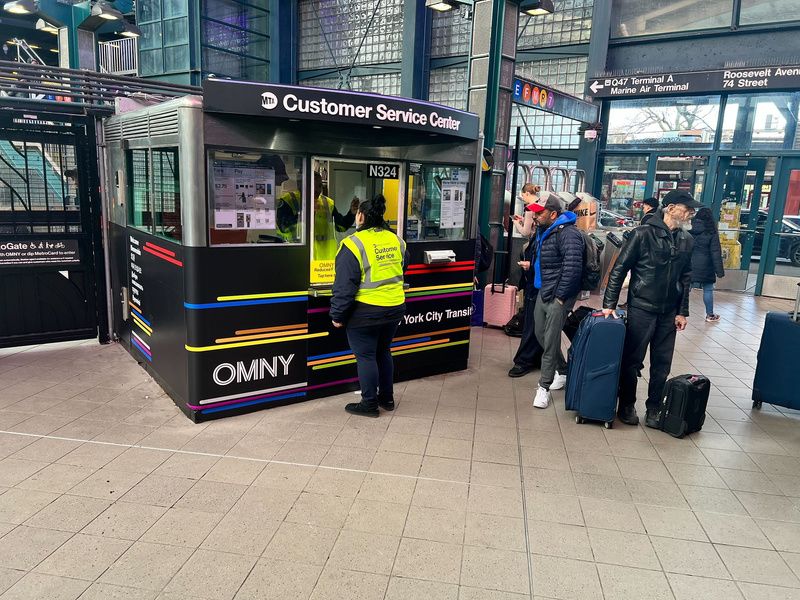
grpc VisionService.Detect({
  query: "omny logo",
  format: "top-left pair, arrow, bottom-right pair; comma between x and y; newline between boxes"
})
213,354 -> 294,386
260,91 -> 279,110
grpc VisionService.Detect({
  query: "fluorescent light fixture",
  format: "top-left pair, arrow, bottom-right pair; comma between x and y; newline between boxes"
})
49,47 -> 58,53
36,18 -> 59,34
519,0 -> 555,16
425,0 -> 473,11
91,2 -> 122,20
3,0 -> 36,14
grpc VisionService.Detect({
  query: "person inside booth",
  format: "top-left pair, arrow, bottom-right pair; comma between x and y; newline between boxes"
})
311,171 -> 360,261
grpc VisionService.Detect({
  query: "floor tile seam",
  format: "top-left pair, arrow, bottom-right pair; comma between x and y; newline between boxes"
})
513,385 -> 543,600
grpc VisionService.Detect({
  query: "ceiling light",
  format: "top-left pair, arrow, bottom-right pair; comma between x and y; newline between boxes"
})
425,0 -> 473,11
519,0 -> 555,16
35,18 -> 59,34
49,48 -> 58,53
3,0 -> 36,14
119,21 -> 141,37
91,2 -> 122,20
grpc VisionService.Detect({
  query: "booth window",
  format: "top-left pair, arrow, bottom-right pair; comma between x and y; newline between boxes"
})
128,149 -> 151,233
209,151 -> 304,245
153,149 -> 181,242
406,164 -> 471,241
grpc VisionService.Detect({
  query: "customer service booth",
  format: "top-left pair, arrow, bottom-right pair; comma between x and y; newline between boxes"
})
103,80 -> 481,421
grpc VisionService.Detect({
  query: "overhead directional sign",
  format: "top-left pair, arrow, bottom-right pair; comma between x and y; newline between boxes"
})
588,64 -> 800,99
512,76 -> 599,124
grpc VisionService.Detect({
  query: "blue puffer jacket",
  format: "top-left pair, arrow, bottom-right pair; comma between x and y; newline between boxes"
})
532,211 -> 585,303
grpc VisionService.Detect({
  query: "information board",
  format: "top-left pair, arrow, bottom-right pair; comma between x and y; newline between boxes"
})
0,239 -> 80,267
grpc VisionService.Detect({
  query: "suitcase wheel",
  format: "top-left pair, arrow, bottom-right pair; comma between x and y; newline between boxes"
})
604,421 -> 613,430
752,400 -> 762,409
575,415 -> 584,425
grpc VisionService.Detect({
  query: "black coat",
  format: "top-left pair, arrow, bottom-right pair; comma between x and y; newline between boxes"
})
604,209 -> 694,316
689,219 -> 725,283
533,216 -> 584,303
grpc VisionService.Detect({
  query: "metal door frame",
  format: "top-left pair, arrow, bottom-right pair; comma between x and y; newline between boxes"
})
0,109 -> 108,347
758,157 -> 800,297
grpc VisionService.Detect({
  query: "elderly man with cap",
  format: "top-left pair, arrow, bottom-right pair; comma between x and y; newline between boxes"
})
602,190 -> 701,427
526,191 -> 585,409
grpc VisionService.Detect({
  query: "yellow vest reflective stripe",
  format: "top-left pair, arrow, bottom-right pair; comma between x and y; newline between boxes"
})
276,191 -> 301,242
341,228 -> 406,307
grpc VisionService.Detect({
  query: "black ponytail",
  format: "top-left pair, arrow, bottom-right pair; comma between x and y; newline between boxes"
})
358,194 -> 389,230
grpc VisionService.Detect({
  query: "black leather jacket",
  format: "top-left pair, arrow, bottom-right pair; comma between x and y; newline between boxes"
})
603,209 -> 694,316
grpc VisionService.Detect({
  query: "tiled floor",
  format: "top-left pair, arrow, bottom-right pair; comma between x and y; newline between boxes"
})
0,290 -> 799,600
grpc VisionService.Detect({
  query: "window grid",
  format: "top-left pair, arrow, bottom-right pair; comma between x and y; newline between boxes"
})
515,57 -> 588,97
201,0 -> 270,82
512,107 -> 581,150
301,72 -> 402,96
430,8 -> 472,58
518,0 -> 594,50
297,0 -> 404,70
428,66 -> 468,111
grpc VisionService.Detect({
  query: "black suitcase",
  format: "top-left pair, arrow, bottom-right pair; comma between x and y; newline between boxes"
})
503,306 -> 525,337
563,305 -> 596,342
659,374 -> 710,438
752,283 -> 800,410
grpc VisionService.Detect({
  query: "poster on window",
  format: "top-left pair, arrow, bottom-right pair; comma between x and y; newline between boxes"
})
212,164 -> 276,230
440,181 -> 467,229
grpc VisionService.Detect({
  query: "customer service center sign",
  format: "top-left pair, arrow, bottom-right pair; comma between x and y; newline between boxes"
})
203,80 -> 480,140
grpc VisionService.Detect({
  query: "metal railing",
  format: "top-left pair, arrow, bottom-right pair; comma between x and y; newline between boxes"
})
99,38 -> 138,76
12,38 -> 45,66
0,60 -> 199,114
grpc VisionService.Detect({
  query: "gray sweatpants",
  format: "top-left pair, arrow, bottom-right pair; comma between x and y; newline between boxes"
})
534,294 -> 576,389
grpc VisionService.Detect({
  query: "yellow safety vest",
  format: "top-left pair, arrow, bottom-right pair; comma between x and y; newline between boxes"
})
340,227 -> 406,307
314,195 -> 340,261
276,190 -> 301,242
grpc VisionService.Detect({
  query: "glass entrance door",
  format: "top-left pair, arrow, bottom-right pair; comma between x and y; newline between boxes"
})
711,157 -> 769,292
758,158 -> 800,299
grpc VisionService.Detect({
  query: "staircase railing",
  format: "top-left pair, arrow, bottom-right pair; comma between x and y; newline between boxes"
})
13,38 -> 45,66
98,37 -> 138,76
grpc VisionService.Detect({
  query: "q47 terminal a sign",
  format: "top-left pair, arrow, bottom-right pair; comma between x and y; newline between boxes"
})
588,64 -> 800,99
203,80 -> 480,141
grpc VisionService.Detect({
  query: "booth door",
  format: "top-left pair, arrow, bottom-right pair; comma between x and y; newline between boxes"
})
306,157 -> 404,397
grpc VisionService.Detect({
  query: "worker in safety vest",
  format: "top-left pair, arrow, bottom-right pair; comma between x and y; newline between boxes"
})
313,171 -> 359,260
330,194 -> 407,418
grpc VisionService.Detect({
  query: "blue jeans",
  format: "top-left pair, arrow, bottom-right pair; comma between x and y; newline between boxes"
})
346,321 -> 399,408
692,282 -> 714,316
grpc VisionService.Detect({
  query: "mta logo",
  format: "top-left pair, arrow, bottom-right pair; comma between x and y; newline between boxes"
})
261,92 -> 278,110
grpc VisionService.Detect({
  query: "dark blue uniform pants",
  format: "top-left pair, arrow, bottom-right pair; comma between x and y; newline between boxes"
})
347,321 -> 399,408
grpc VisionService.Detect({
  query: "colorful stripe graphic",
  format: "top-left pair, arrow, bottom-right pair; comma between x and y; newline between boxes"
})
185,297 -> 307,310
393,326 -> 470,342
188,376 -> 359,412
307,336 -> 433,367
405,260 -> 475,276
143,241 -> 183,267
129,307 -> 151,327
131,334 -> 152,361
307,307 -> 330,314
198,382 -> 308,406
185,331 -> 328,352
406,291 -> 472,303
215,328 -> 308,344
217,291 -> 308,302
311,338 -> 458,370
132,316 -> 152,336
235,324 -> 308,336
393,339 -> 469,356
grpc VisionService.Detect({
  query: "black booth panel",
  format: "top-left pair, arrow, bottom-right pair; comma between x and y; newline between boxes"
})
125,230 -> 188,404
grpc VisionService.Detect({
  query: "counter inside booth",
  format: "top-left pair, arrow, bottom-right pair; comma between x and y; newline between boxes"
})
103,81 -> 481,421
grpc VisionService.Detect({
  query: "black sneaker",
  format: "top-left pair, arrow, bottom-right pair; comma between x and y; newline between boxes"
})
617,405 -> 639,426
345,402 -> 379,418
508,365 -> 532,378
378,396 -> 395,411
645,409 -> 662,429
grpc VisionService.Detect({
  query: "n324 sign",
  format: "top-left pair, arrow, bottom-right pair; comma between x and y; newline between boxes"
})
367,163 -> 399,179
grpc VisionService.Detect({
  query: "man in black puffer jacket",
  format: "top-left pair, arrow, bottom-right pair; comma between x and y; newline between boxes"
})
529,191 -> 584,409
602,190 -> 699,428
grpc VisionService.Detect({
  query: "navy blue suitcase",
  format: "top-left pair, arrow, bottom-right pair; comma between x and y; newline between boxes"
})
566,311 -> 626,429
752,284 -> 800,410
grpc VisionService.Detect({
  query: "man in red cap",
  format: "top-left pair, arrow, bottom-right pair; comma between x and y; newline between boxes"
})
527,191 -> 585,409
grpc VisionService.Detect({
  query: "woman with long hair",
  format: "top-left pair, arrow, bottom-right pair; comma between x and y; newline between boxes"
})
330,195 -> 407,417
689,207 -> 725,322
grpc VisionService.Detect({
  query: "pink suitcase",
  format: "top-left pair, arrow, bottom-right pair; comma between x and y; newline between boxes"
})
483,283 -> 518,327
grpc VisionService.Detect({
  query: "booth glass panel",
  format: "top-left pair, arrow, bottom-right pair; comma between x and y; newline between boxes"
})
128,149 -> 152,233
208,151 -> 304,246
406,165 -> 471,242
654,156 -> 708,204
310,158 -> 400,285
600,155 -> 649,218
153,148 -> 181,243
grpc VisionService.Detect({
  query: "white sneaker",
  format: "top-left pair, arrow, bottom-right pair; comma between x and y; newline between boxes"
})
533,386 -> 551,409
550,371 -> 567,390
